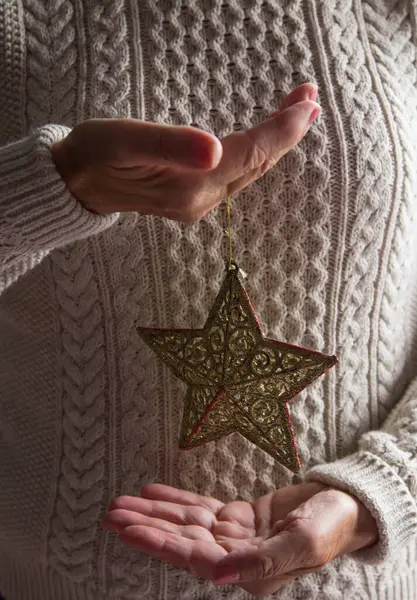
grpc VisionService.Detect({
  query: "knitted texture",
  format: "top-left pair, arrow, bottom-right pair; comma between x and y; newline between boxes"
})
0,1 -> 25,143
0,126 -> 118,292
1,1 -> 417,599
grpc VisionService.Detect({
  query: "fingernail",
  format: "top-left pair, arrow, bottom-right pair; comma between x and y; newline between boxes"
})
190,136 -> 222,170
309,85 -> 318,102
212,566 -> 240,585
309,105 -> 321,124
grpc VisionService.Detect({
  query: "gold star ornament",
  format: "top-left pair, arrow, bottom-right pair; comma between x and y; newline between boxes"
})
137,264 -> 337,473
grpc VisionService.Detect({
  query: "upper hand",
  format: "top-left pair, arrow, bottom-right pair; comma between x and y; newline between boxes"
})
52,83 -> 320,222
102,481 -> 378,597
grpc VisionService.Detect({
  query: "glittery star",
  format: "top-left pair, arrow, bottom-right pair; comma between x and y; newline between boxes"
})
137,265 -> 337,473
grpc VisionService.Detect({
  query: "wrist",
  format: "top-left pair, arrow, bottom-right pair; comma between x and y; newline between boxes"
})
52,136 -> 77,189
52,132 -> 99,214
356,497 -> 379,549
338,489 -> 379,552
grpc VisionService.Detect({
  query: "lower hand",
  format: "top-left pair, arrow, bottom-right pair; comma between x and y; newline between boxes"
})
52,83 -> 320,222
102,481 -> 378,597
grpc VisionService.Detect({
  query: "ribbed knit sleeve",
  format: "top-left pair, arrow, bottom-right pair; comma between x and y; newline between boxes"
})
0,124 -> 118,292
305,378 -> 417,564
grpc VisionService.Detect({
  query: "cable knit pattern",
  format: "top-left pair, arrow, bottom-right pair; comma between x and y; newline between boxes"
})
87,0 -> 131,119
25,0 -> 75,127
321,0 -> 394,455
1,1 -> 417,599
0,1 -> 25,143
361,0 -> 417,423
81,4 -> 163,597
12,0 -> 117,588
104,219 -> 162,600
306,0 -> 417,570
48,241 -> 108,584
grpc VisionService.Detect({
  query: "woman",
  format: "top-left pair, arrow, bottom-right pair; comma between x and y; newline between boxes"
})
1,1 -> 416,599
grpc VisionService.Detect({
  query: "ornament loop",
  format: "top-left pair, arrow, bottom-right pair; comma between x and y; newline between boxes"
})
227,260 -> 239,273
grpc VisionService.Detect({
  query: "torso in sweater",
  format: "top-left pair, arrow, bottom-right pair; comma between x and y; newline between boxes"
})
1,1 -> 417,599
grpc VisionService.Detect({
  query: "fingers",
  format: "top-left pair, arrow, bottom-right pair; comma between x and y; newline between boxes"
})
76,119 -> 223,171
102,508 -> 214,541
120,84 -> 317,173
140,483 -> 225,513
216,99 -> 320,191
120,525 -> 227,580
103,508 -> 179,535
107,495 -> 217,529
62,83 -> 320,221
272,82 -> 318,115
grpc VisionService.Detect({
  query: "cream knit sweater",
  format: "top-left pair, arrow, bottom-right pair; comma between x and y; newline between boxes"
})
1,1 -> 417,599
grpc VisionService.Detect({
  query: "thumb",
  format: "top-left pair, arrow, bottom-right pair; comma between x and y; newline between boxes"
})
212,531 -> 303,585
216,99 -> 321,188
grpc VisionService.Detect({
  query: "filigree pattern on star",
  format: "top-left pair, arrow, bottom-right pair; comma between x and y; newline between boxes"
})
138,265 -> 337,472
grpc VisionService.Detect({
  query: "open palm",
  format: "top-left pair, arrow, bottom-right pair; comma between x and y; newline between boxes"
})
103,482 -> 375,597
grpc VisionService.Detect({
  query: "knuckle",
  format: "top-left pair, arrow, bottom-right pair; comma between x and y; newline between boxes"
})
249,143 -> 269,171
243,132 -> 278,177
244,132 -> 270,171
257,155 -> 277,178
290,517 -> 323,562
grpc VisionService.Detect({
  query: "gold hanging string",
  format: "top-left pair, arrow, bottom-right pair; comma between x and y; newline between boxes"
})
227,195 -> 233,269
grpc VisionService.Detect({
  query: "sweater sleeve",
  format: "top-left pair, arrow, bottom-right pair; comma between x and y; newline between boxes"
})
305,377 -> 417,564
0,124 -> 119,292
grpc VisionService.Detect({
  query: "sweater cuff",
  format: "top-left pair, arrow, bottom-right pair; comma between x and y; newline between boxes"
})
0,125 -> 118,251
305,451 -> 417,564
